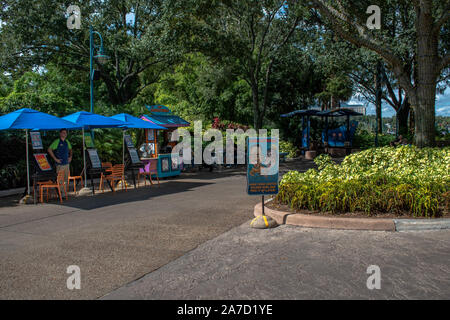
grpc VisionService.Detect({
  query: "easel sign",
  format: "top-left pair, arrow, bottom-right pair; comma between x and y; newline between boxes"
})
87,149 -> 102,169
124,134 -> 134,148
33,153 -> 53,172
128,148 -> 141,165
246,137 -> 279,196
30,132 -> 43,150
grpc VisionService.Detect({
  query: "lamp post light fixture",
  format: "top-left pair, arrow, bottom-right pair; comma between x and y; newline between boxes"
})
89,26 -> 109,114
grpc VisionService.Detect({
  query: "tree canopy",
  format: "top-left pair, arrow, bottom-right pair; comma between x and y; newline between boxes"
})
0,0 -> 449,146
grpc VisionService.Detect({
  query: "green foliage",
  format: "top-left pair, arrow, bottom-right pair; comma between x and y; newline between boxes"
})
353,128 -> 396,149
0,131 -> 27,190
315,74 -> 353,105
275,146 -> 450,217
279,141 -> 299,158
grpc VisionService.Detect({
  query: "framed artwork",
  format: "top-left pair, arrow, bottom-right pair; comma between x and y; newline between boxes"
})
161,158 -> 169,172
171,155 -> 179,170
147,129 -> 154,141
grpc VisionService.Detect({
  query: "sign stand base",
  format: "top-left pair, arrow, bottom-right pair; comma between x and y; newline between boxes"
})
250,196 -> 278,229
77,187 -> 93,196
19,194 -> 33,205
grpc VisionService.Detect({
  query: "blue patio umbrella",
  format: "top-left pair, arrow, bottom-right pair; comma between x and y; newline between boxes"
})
111,113 -> 166,166
0,108 -> 80,130
62,111 -> 128,129
62,111 -> 130,188
0,108 -> 81,197
110,113 -> 166,130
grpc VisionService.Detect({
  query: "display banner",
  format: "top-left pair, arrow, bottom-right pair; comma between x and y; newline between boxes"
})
33,153 -> 52,171
246,137 -> 279,195
30,132 -> 43,150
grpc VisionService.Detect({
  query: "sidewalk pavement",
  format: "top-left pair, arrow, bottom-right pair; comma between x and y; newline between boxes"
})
103,223 -> 450,300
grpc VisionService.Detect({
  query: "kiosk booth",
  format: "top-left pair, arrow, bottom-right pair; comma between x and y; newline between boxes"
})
140,105 -> 190,178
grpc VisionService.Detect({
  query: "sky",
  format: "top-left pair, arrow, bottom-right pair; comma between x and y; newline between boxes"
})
349,88 -> 450,118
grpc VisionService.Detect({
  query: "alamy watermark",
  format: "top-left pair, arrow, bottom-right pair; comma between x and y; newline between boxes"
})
66,5 -> 381,31
366,5 -> 381,30
366,265 -> 381,290
169,121 -> 279,175
66,265 -> 81,290
66,5 -> 81,30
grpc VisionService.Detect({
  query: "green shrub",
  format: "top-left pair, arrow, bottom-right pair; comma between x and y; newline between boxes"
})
275,146 -> 450,217
279,140 -> 299,158
353,128 -> 396,149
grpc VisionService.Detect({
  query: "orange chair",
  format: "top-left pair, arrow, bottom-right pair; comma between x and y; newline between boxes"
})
39,170 -> 68,203
68,169 -> 83,193
100,164 -> 127,192
102,162 -> 113,173
138,159 -> 160,187
99,162 -> 113,191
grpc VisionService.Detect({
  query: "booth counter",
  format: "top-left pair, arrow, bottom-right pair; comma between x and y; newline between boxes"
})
140,154 -> 181,179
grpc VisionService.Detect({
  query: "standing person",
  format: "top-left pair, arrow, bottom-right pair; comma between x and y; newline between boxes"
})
48,129 -> 73,196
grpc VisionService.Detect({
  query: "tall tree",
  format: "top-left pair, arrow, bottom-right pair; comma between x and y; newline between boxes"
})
0,0 -> 180,106
166,0 -> 303,129
308,0 -> 450,147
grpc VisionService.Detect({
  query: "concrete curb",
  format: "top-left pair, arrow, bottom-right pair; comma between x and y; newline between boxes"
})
254,202 -> 395,231
254,201 -> 450,231
394,219 -> 450,231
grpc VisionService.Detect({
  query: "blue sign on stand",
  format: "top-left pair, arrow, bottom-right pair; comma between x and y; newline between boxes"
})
246,137 -> 279,196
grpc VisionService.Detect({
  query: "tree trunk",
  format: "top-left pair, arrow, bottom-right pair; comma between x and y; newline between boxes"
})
409,107 -> 415,136
310,0 -> 442,147
411,2 -> 438,147
251,83 -> 261,130
397,99 -> 410,136
375,61 -> 383,134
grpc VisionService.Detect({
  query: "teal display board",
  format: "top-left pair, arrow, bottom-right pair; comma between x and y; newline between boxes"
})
246,137 -> 279,195
155,154 -> 181,178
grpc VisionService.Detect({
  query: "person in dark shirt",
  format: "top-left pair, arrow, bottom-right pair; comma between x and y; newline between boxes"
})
48,129 -> 73,196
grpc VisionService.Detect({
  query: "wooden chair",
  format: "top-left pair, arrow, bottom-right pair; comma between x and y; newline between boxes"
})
100,164 -> 127,192
68,169 -> 83,193
99,162 -> 113,191
102,162 -> 113,173
138,159 -> 160,187
39,170 -> 67,203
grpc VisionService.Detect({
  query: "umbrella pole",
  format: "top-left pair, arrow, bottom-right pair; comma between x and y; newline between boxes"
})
26,129 -> 30,195
83,127 -> 87,188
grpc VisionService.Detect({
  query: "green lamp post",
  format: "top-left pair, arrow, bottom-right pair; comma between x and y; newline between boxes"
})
89,26 -> 109,114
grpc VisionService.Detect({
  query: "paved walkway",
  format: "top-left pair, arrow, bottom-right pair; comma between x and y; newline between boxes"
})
103,224 -> 450,300
0,168 -> 258,299
2,158 -> 447,300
